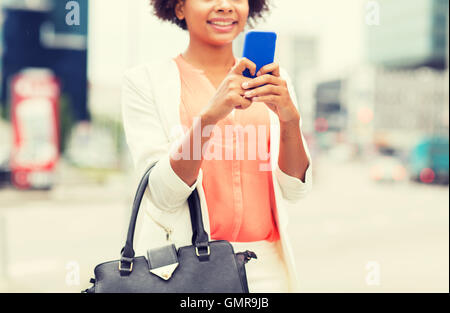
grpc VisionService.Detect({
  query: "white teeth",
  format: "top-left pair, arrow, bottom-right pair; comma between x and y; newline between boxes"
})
211,21 -> 234,26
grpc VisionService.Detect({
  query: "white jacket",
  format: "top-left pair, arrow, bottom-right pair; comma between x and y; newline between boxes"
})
121,56 -> 313,292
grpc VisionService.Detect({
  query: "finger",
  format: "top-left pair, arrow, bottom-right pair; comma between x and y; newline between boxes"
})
242,74 -> 281,90
257,62 -> 280,77
243,84 -> 281,98
231,58 -> 257,76
234,95 -> 253,110
251,95 -> 279,104
240,77 -> 253,88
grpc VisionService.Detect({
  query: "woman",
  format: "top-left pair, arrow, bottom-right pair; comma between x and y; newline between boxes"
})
121,0 -> 312,292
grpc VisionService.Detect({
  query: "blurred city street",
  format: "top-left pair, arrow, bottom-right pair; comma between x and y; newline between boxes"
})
0,0 -> 448,294
0,154 -> 447,293
0,159 -> 134,292
291,156 -> 449,292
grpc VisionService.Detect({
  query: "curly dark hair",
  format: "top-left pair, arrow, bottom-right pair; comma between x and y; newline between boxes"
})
149,0 -> 270,30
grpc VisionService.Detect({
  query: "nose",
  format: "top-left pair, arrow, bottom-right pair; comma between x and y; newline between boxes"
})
215,0 -> 234,13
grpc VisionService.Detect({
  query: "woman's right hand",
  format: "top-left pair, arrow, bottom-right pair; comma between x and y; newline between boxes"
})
201,58 -> 257,124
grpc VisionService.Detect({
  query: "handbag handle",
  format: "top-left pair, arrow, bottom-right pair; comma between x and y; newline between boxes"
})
120,162 -> 210,273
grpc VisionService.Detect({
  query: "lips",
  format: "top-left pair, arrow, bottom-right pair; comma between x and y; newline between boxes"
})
207,19 -> 238,32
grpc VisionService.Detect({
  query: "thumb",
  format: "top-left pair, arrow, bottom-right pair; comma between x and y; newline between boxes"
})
231,57 -> 256,76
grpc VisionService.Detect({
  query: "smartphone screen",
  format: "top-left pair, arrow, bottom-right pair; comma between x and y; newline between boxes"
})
242,30 -> 277,78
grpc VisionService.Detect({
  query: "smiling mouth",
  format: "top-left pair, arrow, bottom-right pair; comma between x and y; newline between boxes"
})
207,21 -> 238,26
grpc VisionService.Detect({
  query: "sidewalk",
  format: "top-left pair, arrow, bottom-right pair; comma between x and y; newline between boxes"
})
0,156 -> 448,292
0,159 -> 136,292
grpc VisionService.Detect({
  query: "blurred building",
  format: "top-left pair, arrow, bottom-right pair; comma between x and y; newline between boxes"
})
310,0 -> 450,154
367,0 -> 449,70
362,0 -> 449,150
315,80 -> 346,133
0,0 -> 89,124
315,69 -> 448,154
346,67 -> 448,152
285,35 -> 318,135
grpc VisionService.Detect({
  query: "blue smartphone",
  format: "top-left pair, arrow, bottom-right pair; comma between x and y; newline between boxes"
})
242,30 -> 277,78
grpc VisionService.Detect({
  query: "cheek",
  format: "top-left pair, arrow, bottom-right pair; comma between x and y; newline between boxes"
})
183,4 -> 210,29
238,6 -> 250,26
239,3 -> 250,20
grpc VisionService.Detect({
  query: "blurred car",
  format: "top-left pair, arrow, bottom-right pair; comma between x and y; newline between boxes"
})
370,147 -> 408,182
409,136 -> 449,185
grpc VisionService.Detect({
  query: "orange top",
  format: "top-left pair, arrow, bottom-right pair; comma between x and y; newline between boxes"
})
174,54 -> 279,242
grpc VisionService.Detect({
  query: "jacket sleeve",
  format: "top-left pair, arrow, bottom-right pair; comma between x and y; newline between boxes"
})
121,66 -> 200,212
275,68 -> 313,203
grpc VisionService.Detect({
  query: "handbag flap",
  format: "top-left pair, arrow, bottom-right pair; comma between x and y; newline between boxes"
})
147,244 -> 179,280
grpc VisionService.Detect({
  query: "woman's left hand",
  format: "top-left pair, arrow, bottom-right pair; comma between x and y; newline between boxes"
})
241,62 -> 300,123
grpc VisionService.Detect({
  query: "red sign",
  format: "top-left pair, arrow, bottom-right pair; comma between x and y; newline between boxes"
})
10,68 -> 60,189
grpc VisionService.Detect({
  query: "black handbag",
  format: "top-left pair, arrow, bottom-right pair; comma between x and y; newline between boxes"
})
83,163 -> 257,293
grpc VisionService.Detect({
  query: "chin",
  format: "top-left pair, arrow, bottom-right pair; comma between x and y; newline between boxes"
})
209,38 -> 235,46
207,32 -> 241,46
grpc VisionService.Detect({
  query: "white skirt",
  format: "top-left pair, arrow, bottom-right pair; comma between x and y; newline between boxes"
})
230,240 -> 290,293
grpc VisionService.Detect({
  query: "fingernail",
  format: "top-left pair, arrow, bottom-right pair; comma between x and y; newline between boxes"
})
245,91 -> 252,97
242,82 -> 249,89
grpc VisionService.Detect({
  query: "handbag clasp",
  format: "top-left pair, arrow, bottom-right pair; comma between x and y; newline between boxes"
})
195,244 -> 210,261
119,256 -> 134,275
